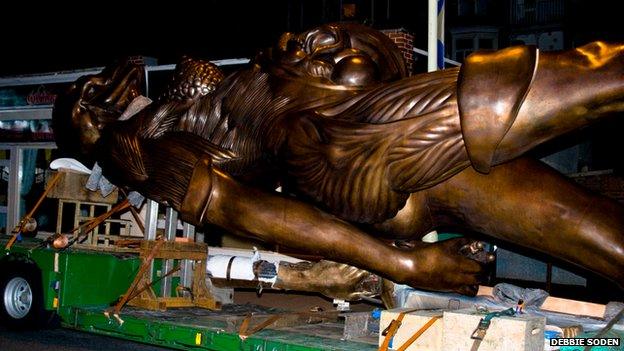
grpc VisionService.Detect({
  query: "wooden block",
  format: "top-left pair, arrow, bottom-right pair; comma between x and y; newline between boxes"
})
477,286 -> 606,318
140,241 -> 207,259
442,309 -> 545,351
127,298 -> 166,311
46,171 -> 119,204
194,297 -> 220,310
157,297 -> 195,308
379,308 -> 444,351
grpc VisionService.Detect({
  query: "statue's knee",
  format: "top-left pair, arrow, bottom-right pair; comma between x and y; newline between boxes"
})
458,45 -> 538,172
179,157 -> 214,225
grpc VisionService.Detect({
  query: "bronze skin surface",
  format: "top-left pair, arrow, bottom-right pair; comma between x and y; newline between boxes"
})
53,23 -> 624,295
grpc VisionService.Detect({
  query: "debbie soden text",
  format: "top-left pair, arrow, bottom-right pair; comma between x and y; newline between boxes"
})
550,338 -> 620,347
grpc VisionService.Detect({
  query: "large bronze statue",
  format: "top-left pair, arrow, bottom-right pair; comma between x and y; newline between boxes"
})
53,23 -> 624,295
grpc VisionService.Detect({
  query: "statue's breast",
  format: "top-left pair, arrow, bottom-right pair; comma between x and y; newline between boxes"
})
281,70 -> 470,224
283,114 -> 409,223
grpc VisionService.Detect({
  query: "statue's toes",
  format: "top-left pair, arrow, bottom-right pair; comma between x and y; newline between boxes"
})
460,240 -> 496,264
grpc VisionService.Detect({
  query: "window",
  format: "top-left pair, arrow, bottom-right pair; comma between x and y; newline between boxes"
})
452,32 -> 498,62
458,0 -> 489,16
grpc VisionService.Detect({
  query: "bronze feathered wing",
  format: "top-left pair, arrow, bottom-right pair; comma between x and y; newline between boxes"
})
283,68 -> 471,224
98,121 -> 237,209
97,57 -> 235,205
141,57 -> 226,139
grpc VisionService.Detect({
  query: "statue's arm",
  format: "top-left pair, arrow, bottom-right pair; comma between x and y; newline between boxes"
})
95,125 -> 482,293
96,127 -> 484,294
133,133 -> 485,294
182,149 -> 483,294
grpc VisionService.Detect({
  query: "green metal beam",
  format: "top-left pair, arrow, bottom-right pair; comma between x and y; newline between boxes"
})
61,307 -> 376,351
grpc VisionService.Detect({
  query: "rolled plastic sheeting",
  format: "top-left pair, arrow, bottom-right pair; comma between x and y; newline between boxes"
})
50,158 -> 92,174
207,255 -> 277,284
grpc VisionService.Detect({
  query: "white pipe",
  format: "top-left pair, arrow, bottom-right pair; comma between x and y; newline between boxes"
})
0,58 -> 251,86
438,1 -> 445,69
206,247 -> 299,284
208,246 -> 302,264
207,255 -> 258,281
428,0 -> 438,72
426,1 -> 441,244
145,58 -> 250,72
412,47 -> 460,66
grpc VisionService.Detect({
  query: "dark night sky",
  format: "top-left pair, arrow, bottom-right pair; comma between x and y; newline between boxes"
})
0,1 -> 292,75
1,0 -> 624,76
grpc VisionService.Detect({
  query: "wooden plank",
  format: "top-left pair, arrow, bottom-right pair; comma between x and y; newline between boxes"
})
148,251 -> 206,260
141,241 -> 207,252
477,285 -> 606,318
194,297 -> 220,310
156,297 -> 195,308
46,171 -> 119,203
220,311 -> 341,334
127,298 -> 166,311
540,296 -> 606,318
139,241 -> 207,259
72,244 -> 140,254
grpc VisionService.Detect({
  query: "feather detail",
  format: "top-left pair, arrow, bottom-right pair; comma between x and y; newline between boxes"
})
283,68 -> 471,223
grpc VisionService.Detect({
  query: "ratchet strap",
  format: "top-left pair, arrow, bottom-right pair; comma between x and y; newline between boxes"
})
5,171 -> 62,250
378,309 -> 441,351
237,310 -> 341,340
470,307 -> 516,351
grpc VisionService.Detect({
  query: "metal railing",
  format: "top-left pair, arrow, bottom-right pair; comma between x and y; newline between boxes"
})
510,0 -> 564,25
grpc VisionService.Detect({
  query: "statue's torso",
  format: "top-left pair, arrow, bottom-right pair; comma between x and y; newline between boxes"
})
160,67 -> 470,225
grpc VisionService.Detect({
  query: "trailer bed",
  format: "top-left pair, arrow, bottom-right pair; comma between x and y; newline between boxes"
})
61,304 -> 377,351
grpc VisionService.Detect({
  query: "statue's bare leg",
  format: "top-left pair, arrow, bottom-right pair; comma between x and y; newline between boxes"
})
180,160 -> 485,294
373,42 -> 624,287
424,157 -> 624,287
463,42 -> 624,170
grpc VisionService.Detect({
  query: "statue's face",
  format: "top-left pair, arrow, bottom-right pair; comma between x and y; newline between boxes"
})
267,23 -> 407,89
53,60 -> 144,157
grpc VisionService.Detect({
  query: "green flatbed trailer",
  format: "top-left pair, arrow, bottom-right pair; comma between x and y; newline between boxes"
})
0,238 -> 377,351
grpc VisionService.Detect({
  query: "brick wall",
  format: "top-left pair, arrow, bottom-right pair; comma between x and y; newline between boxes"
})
381,28 -> 415,75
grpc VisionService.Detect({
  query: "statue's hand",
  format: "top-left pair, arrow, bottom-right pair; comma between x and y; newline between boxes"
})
396,238 -> 493,296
